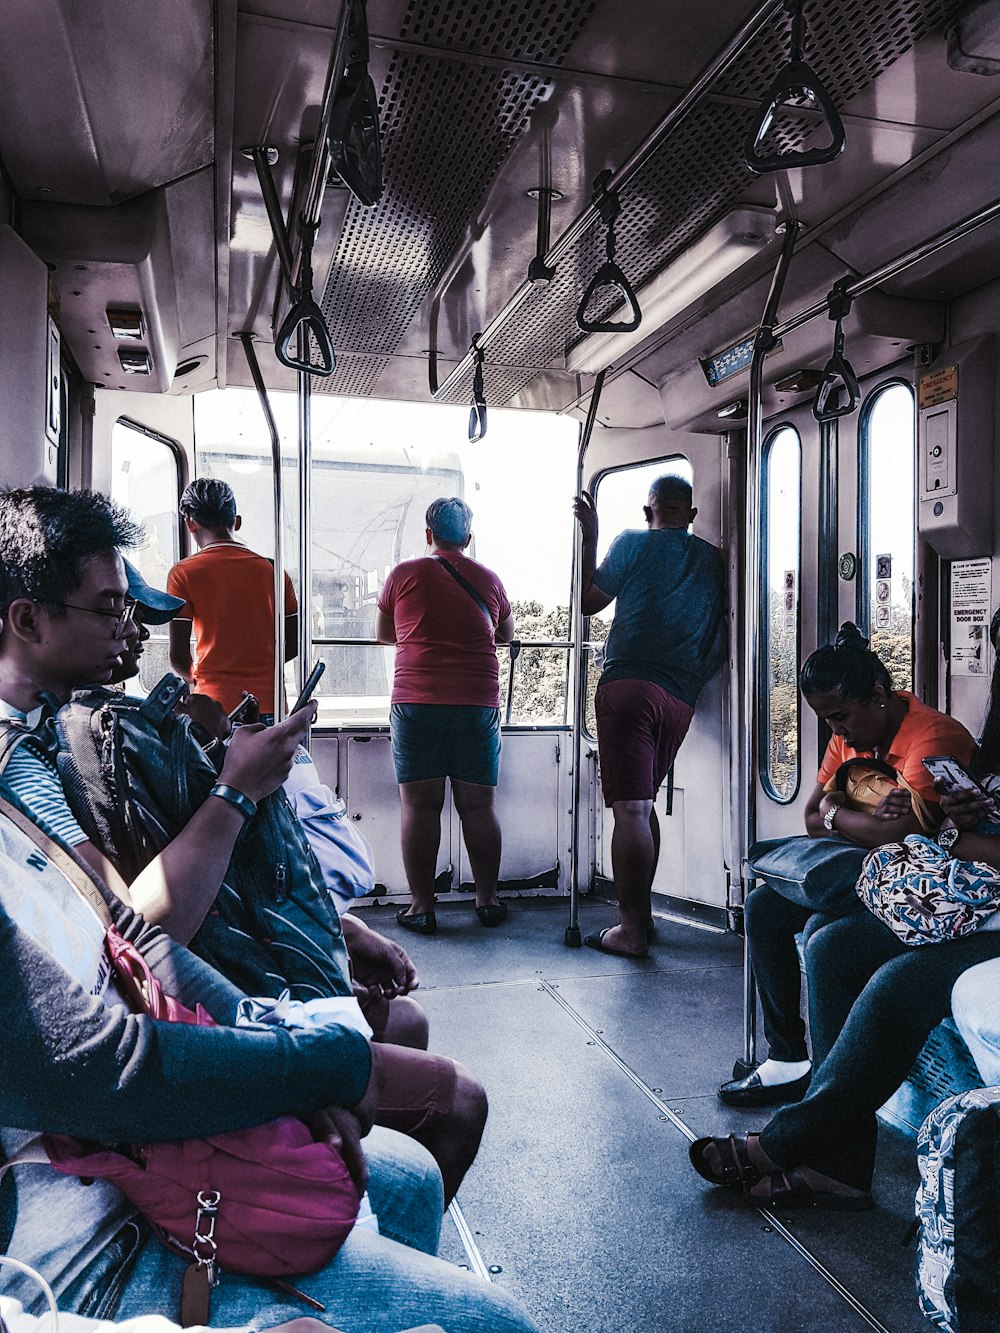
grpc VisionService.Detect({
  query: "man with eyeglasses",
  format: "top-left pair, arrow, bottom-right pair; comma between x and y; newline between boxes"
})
0,486 -> 311,928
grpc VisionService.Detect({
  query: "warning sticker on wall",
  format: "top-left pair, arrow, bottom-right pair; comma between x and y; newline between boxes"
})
951,557 -> 993,676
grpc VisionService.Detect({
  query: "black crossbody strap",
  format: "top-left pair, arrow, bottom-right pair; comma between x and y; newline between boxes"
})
0,791 -> 114,927
433,555 -> 493,628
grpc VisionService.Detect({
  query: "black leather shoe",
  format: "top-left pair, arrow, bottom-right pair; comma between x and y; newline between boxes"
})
396,907 -> 437,936
475,902 -> 508,927
717,1069 -> 811,1108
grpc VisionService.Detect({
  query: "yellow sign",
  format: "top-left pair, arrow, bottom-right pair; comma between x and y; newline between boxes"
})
918,364 -> 958,409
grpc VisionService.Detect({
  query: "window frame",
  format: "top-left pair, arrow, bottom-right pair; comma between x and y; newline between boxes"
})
758,422 -> 802,805
113,416 -> 188,555
855,378 -> 916,678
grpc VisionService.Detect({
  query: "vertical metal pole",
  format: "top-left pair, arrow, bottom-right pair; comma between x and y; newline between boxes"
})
297,329 -> 314,745
236,333 -> 286,723
566,370 -> 606,947
740,219 -> 802,1069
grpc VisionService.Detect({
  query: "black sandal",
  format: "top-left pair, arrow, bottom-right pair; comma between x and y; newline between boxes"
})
746,1167 -> 873,1212
688,1134 -> 762,1189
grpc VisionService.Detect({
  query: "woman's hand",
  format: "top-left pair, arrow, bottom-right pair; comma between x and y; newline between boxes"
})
872,787 -> 912,822
937,782 -> 994,829
817,791 -> 847,823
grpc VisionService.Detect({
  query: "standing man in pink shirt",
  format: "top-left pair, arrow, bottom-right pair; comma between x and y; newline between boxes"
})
376,497 -> 515,936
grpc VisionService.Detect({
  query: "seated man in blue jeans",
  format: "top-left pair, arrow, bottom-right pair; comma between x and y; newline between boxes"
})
952,958 -> 1000,1084
0,805 -> 540,1333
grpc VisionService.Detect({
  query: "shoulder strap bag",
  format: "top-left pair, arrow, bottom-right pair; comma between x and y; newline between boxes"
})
433,555 -> 493,627
0,794 -> 359,1315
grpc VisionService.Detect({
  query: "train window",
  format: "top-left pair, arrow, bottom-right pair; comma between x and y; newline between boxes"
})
859,381 -> 915,689
193,391 -> 578,726
586,456 -> 694,734
760,425 -> 801,802
110,418 -> 184,694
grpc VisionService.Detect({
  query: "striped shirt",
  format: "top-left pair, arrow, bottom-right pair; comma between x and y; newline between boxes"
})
0,700 -> 88,847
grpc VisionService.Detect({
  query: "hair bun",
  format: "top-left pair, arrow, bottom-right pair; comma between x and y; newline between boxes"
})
834,621 -> 870,652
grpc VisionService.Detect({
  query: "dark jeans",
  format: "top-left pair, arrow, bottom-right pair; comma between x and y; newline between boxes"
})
744,883 -> 847,1063
759,912 -> 1000,1190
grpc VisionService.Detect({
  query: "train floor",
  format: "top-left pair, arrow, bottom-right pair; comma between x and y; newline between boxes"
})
366,895 -> 928,1333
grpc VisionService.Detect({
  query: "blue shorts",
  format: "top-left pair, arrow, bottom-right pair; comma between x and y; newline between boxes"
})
390,703 -> 501,786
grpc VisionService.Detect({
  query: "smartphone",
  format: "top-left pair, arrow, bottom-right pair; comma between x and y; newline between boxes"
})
290,661 -> 325,715
922,755 -> 1000,818
227,691 -> 259,725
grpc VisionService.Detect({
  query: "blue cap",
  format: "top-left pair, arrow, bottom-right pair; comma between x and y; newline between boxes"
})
124,560 -> 185,625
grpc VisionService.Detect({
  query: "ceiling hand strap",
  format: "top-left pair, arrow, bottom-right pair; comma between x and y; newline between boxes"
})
328,0 -> 382,206
812,278 -> 861,421
274,218 -> 337,377
575,170 -> 642,334
744,0 -> 846,174
468,338 -> 487,442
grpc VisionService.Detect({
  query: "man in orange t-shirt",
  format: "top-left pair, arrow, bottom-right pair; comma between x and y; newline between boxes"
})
167,478 -> 297,716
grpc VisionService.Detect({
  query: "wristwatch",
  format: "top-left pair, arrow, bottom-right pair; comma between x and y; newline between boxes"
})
822,805 -> 839,832
936,824 -> 960,853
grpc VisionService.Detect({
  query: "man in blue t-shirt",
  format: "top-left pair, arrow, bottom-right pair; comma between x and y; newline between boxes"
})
574,475 -> 726,958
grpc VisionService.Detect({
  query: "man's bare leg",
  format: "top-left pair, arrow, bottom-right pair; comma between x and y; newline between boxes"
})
602,797 -> 656,955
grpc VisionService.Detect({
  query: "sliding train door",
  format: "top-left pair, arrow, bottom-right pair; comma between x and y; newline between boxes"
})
584,423 -> 731,917
752,374 -> 918,846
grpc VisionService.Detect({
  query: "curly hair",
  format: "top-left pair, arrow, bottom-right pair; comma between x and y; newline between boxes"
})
179,477 -> 237,529
799,621 -> 893,703
0,487 -> 142,617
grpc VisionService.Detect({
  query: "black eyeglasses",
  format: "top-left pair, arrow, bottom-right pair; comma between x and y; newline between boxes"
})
45,599 -> 137,637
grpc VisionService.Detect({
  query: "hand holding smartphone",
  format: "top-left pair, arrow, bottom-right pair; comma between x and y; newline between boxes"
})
291,661 -> 325,715
921,755 -> 1000,820
228,692 -> 259,725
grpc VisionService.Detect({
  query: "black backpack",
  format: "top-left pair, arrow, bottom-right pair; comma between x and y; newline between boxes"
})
45,675 -> 351,1002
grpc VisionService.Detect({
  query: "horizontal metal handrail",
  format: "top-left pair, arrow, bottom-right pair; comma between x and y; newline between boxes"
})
773,197 -> 1000,343
309,637 -> 579,649
431,0 -> 783,400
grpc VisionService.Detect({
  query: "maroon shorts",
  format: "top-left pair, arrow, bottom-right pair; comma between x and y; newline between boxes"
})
374,1041 -> 459,1138
595,678 -> 694,807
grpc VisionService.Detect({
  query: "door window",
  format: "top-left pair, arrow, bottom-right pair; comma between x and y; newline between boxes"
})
760,425 -> 801,801
859,381 -> 915,690
110,419 -> 184,693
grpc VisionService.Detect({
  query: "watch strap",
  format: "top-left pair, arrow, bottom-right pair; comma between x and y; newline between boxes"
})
209,783 -> 257,822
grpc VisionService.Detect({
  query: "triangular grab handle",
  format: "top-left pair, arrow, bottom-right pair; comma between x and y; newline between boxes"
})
576,261 -> 642,334
275,298 -> 337,377
744,59 -> 846,174
812,353 -> 861,421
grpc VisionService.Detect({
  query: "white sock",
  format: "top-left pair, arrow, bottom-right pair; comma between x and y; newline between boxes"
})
755,1058 -> 811,1087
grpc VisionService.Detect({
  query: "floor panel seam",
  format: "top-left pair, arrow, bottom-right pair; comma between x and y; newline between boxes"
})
537,980 -> 894,1333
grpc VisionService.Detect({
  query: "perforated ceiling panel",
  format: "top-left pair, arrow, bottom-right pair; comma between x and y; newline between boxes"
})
316,0 -> 598,395
430,0 -> 970,406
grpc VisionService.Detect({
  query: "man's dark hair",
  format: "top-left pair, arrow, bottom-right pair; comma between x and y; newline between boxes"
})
0,487 -> 142,617
648,475 -> 693,509
799,622 -> 893,704
180,477 -> 237,529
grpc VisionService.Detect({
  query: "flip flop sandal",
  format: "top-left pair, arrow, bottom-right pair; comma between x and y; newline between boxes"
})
745,1167 -> 874,1212
688,1134 -> 762,1189
583,927 -> 648,959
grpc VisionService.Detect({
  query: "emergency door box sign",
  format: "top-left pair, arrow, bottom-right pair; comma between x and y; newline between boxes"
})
918,336 -> 994,559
